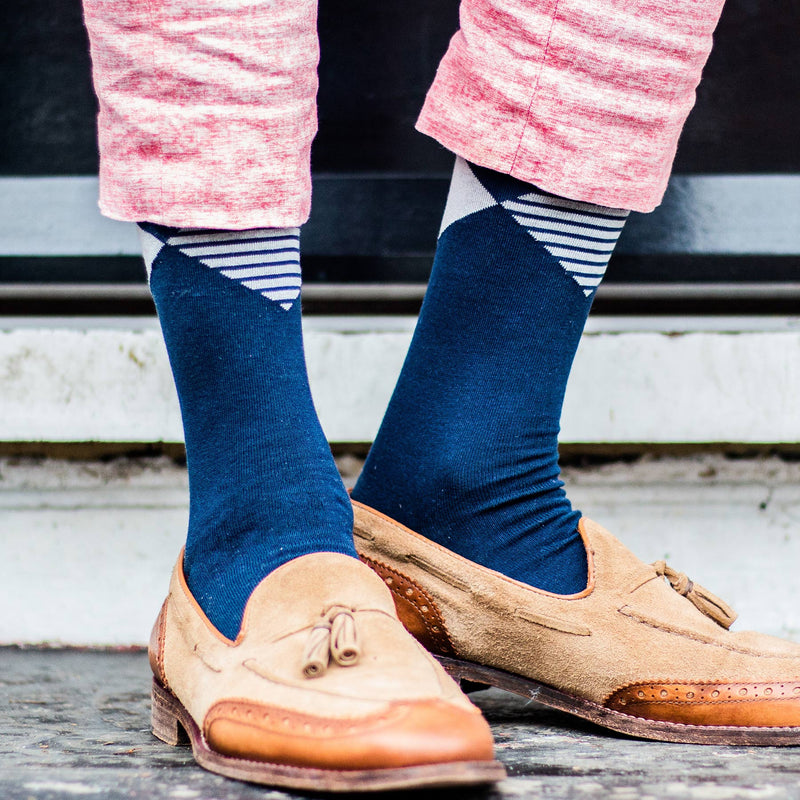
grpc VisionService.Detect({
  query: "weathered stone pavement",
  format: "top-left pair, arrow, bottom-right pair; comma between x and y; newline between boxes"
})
3,649 -> 800,800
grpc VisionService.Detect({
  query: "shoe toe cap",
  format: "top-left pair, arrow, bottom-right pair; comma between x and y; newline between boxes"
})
204,698 -> 496,770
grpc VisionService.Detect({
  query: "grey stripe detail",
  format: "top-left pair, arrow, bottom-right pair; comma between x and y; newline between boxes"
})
505,202 -> 627,229
525,231 -> 620,250
219,264 -> 302,279
516,190 -> 629,217
572,275 -> 605,287
167,228 -> 300,245
241,276 -> 302,291
543,246 -> 615,264
510,215 -> 623,240
195,252 -> 301,268
178,238 -> 299,256
263,289 -> 301,300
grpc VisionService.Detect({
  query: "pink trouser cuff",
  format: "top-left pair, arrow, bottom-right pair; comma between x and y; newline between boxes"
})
84,0 -> 319,228
417,0 -> 725,213
84,0 -> 726,222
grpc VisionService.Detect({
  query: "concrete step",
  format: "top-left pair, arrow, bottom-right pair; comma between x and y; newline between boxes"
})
2,316 -> 800,444
1,453 -> 798,647
5,649 -> 800,799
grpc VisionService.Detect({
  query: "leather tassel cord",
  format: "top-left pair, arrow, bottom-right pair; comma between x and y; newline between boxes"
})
653,560 -> 737,630
302,608 -> 361,678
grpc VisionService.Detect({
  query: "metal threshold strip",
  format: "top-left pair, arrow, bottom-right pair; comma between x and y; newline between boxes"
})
3,283 -> 800,302
3,175 -> 800,257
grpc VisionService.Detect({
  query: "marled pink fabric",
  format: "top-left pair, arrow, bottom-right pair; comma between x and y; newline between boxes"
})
418,0 -> 726,212
84,0 -> 725,225
83,0 -> 319,228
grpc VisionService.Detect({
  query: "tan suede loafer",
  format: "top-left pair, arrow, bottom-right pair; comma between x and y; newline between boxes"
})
148,551 -> 505,791
353,500 -> 800,746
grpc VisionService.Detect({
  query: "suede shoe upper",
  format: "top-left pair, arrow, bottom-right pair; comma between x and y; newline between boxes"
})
353,501 -> 800,731
150,551 -> 496,770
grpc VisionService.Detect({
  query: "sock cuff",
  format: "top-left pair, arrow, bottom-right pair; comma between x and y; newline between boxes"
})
440,158 -> 629,298
139,223 -> 302,310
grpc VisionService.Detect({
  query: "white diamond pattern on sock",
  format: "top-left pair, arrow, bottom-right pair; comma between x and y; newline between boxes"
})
168,228 -> 302,310
438,159 -> 628,298
438,157 -> 499,237
138,229 -> 165,281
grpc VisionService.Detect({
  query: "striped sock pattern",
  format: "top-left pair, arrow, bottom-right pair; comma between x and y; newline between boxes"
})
502,192 -> 628,297
437,157 -> 628,298
139,225 -> 302,310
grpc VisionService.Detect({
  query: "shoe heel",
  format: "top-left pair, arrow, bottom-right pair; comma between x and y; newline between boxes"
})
151,679 -> 187,746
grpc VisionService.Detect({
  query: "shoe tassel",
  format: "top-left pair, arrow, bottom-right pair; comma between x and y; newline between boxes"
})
653,560 -> 737,629
301,607 -> 361,679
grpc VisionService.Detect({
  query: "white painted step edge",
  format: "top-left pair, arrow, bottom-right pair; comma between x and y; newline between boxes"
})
1,322 -> 799,443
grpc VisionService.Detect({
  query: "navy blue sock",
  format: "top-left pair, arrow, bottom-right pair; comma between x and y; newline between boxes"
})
352,159 -> 629,594
139,223 -> 357,639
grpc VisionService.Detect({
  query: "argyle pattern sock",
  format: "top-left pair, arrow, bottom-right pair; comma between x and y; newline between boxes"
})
139,223 -> 357,640
352,158 -> 629,594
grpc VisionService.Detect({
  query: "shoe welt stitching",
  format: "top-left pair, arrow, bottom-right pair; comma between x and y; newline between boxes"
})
156,597 -> 170,690
618,606 -> 786,658
513,608 -> 592,637
404,553 -> 471,593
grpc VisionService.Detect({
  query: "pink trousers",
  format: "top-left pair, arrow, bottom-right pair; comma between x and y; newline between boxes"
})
83,0 -> 726,227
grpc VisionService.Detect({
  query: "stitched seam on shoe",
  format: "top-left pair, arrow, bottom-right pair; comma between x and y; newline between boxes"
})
584,694 -> 800,730
612,680 -> 800,691
603,707 -> 800,728
191,644 -> 223,674
514,608 -> 592,636
204,698 -> 407,736
624,572 -> 660,596
157,615 -> 168,688
404,553 -> 471,592
353,523 -> 375,542
604,681 -> 800,706
157,597 -> 171,690
619,698 -> 798,707
618,606 -> 783,657
359,555 -> 456,656
365,555 -> 457,651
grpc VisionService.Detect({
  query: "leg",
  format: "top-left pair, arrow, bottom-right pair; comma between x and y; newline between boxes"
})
352,0 -> 800,743
354,160 -> 628,594
85,0 -> 355,639
82,0 -> 502,788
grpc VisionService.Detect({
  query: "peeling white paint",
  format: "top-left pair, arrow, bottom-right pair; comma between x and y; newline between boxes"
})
1,319 -> 800,444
